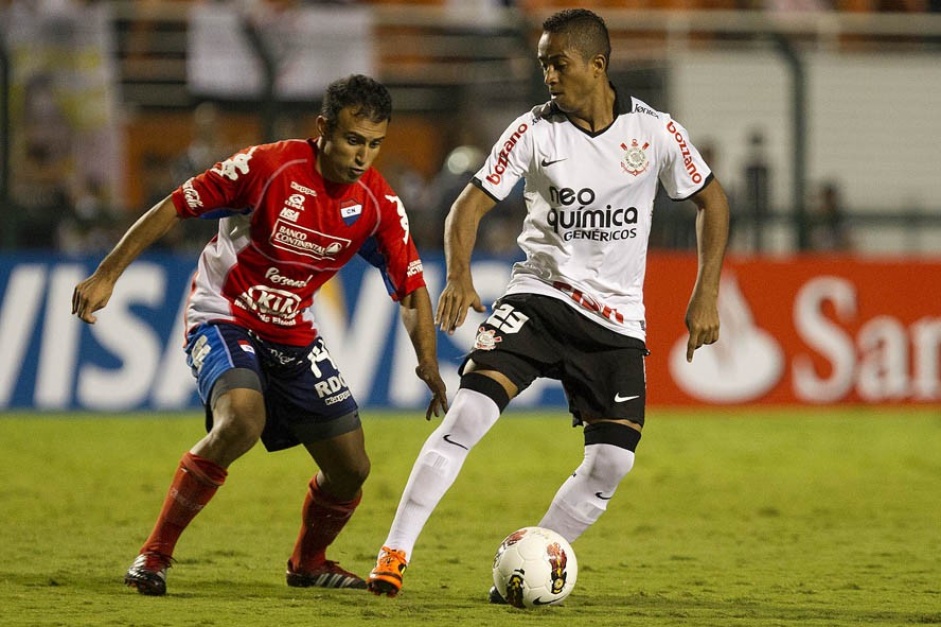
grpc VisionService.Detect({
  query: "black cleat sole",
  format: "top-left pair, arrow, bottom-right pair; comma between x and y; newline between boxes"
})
367,579 -> 401,597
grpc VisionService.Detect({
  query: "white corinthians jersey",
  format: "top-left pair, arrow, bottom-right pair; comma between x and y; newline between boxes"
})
473,92 -> 712,341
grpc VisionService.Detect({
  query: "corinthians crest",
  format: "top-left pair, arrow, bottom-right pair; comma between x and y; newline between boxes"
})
474,327 -> 502,351
620,139 -> 650,176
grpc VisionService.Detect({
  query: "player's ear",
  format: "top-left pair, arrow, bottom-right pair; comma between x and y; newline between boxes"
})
591,53 -> 607,76
315,115 -> 328,138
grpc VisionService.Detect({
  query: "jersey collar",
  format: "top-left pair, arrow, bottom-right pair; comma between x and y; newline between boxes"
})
613,83 -> 633,116
549,82 -> 629,138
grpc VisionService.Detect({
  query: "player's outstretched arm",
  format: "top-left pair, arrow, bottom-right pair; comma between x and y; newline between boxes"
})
71,196 -> 182,324
685,177 -> 730,362
435,184 -> 496,334
400,286 -> 449,420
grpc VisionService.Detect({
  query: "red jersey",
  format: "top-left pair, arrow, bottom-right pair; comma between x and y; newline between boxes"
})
170,138 -> 425,346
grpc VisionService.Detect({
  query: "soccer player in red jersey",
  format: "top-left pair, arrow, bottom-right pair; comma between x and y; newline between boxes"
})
72,75 -> 448,595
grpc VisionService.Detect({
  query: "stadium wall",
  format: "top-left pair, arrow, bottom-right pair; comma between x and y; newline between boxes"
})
669,50 -> 941,254
1,252 -> 939,412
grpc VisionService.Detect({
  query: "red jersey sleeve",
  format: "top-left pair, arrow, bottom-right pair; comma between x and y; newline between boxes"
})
359,173 -> 426,301
170,145 -> 265,218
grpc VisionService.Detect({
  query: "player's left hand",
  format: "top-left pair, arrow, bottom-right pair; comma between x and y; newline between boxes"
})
685,292 -> 720,362
415,362 -> 448,420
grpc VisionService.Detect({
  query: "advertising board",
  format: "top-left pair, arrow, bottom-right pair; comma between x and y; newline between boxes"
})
1,253 -> 938,411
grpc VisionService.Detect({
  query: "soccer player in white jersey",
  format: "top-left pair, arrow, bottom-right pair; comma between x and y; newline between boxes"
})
368,9 -> 729,599
72,75 -> 448,596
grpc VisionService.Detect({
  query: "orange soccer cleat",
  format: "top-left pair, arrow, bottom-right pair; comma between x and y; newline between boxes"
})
366,547 -> 408,597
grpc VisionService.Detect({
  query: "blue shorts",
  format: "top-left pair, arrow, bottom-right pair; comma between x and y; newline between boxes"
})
185,322 -> 359,452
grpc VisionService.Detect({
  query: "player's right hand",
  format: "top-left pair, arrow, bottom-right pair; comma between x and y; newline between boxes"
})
71,275 -> 115,324
435,277 -> 485,335
415,361 -> 448,420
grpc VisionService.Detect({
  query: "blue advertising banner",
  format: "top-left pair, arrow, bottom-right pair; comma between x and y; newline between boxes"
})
0,253 -> 567,412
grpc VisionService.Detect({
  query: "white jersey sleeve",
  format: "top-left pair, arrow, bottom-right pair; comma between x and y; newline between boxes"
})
657,113 -> 711,201
474,112 -> 536,201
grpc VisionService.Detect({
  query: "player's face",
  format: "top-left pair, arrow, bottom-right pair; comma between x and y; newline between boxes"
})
317,107 -> 388,184
537,32 -> 604,115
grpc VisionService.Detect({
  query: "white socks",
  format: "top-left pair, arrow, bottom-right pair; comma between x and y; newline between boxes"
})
382,388 -> 501,560
538,442 -> 635,543
381,385 -> 638,559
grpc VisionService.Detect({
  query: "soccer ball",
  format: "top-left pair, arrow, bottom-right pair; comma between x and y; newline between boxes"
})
491,526 -> 578,608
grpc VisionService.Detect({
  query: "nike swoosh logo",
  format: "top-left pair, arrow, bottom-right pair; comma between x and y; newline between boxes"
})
532,597 -> 554,605
540,157 -> 567,167
614,393 -> 640,403
442,434 -> 469,450
595,491 -> 613,500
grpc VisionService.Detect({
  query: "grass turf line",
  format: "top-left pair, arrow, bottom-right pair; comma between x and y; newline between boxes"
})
0,408 -> 939,626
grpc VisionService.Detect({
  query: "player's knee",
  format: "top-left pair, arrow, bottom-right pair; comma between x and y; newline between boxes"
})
343,456 -> 371,490
316,456 -> 370,500
459,371 -> 512,413
433,383 -> 505,451
584,422 -> 641,482
593,444 -> 635,481
211,417 -> 263,454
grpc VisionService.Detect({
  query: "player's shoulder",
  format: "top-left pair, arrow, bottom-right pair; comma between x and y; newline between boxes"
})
617,95 -> 688,142
618,95 -> 667,123
528,100 -> 570,126
222,139 -> 312,173
255,138 -> 314,161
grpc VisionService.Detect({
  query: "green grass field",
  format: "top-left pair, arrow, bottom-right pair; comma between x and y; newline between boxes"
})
1,408 -> 939,627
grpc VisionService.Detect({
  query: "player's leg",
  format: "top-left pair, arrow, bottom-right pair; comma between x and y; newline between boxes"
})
367,370 -> 512,596
125,324 -> 265,596
537,419 -> 641,542
537,329 -> 648,544
286,415 -> 370,589
369,294 -> 552,597
278,336 -> 369,589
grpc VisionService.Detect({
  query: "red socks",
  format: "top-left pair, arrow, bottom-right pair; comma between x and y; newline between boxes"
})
140,451 -> 228,558
138,456 -> 358,572
289,478 -> 361,573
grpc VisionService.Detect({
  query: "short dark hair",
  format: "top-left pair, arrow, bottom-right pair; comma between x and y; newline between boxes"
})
542,9 -> 611,68
321,74 -> 393,133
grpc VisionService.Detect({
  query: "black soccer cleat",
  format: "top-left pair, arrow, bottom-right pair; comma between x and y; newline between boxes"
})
286,560 -> 367,589
124,553 -> 172,596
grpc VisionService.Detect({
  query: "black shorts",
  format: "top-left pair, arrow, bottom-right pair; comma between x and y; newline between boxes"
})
462,294 -> 649,426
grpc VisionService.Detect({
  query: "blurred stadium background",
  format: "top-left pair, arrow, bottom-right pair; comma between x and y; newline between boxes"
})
1,0 -> 940,413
